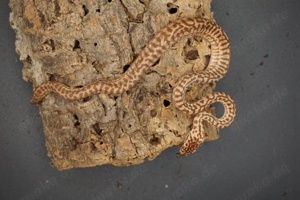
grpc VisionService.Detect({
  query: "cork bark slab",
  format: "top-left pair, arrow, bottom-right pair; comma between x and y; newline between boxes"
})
9,0 -> 220,170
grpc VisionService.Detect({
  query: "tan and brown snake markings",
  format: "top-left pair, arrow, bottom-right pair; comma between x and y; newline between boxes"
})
30,17 -> 236,156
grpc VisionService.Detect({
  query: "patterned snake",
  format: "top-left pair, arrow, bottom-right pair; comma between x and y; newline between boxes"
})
30,17 -> 236,156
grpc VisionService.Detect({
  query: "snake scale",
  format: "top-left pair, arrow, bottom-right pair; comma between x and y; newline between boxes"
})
30,17 -> 236,156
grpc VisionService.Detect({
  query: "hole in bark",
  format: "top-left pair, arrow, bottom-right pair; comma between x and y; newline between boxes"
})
122,111 -> 128,118
73,114 -> 80,127
92,123 -> 103,135
169,8 -> 177,14
186,50 -> 199,60
150,134 -> 160,145
163,99 -> 170,107
123,64 -> 130,72
75,85 -> 83,88
196,38 -> 203,43
187,38 -> 192,46
91,143 -> 97,150
82,5 -> 89,16
139,0 -> 147,5
150,109 -> 157,117
49,39 -> 55,50
96,8 -> 100,12
204,55 -> 211,65
26,55 -> 32,64
94,43 -> 98,47
151,58 -> 160,67
54,1 -> 61,17
167,3 -> 178,14
49,74 -> 56,81
170,129 -> 179,136
108,0 -> 112,2
73,40 -> 81,50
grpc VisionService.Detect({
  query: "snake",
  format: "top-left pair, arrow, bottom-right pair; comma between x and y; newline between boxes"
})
30,17 -> 236,156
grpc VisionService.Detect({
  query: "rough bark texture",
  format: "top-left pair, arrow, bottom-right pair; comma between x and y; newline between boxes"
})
9,0 -> 220,170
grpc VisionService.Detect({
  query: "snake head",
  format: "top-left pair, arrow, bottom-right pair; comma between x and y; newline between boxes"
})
179,133 -> 204,156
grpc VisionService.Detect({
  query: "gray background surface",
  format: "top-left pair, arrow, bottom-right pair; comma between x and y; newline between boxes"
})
1,0 -> 299,199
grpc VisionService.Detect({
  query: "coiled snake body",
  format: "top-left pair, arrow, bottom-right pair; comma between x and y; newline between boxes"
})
30,17 -> 236,156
